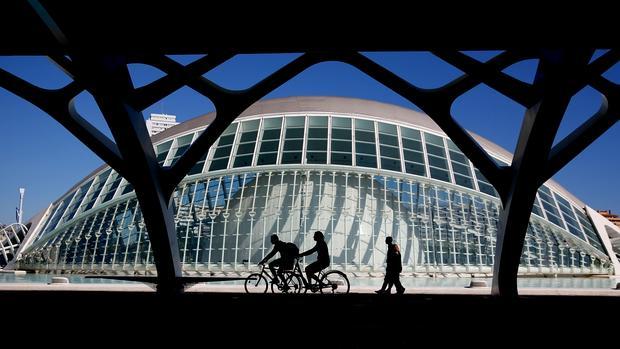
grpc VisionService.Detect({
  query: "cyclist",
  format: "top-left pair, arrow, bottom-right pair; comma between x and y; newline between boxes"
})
258,234 -> 297,285
298,231 -> 329,289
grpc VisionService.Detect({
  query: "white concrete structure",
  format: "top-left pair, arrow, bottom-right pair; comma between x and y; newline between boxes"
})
14,97 -> 620,277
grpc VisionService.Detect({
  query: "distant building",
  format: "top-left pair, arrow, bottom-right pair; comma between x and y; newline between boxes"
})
146,113 -> 178,136
597,210 -> 620,228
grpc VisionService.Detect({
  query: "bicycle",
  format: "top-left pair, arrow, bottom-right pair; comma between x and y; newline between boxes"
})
284,257 -> 350,294
244,262 -> 302,294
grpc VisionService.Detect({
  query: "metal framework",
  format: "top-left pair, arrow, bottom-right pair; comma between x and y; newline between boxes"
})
0,1 -> 618,296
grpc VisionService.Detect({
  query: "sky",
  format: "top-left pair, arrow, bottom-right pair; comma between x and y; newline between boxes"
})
0,51 -> 618,224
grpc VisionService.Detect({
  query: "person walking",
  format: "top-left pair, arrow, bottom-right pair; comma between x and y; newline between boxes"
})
375,236 -> 405,294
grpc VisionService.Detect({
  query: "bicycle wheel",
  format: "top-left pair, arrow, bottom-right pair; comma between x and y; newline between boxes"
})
271,271 -> 302,294
319,270 -> 350,294
244,273 -> 268,293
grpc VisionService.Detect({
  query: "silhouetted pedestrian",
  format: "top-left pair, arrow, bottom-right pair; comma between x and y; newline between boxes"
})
375,236 -> 405,294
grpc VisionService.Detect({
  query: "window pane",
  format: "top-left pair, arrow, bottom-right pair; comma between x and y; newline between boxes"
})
379,133 -> 398,146
308,115 -> 328,127
356,142 -> 376,154
404,150 -> 424,163
263,117 -> 282,129
213,146 -> 232,158
378,122 -> 397,135
262,129 -> 281,140
332,117 -> 351,128
236,142 -> 256,155
424,133 -> 444,146
281,152 -> 302,164
331,153 -> 352,165
428,156 -> 448,169
240,131 -> 258,143
356,155 -> 377,168
209,158 -> 229,171
355,130 -> 375,142
402,138 -> 423,151
332,140 -> 352,152
355,119 -> 374,131
380,145 -> 400,159
286,116 -> 305,127
257,153 -> 277,165
233,155 -> 253,168
260,141 -> 279,152
307,152 -> 327,164
405,162 -> 426,176
285,128 -> 304,138
332,128 -> 351,139
307,139 -> 327,151
381,158 -> 401,172
429,168 -> 451,182
454,174 -> 474,189
401,127 -> 421,140
308,128 -> 328,138
284,140 -> 303,151
426,143 -> 446,157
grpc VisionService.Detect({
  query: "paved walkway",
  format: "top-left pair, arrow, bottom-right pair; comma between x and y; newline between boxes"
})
1,282 -> 619,296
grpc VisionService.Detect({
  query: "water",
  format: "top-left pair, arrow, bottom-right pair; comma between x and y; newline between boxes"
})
1,273 -> 617,289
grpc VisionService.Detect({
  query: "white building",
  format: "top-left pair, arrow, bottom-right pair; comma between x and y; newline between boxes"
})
146,113 -> 178,136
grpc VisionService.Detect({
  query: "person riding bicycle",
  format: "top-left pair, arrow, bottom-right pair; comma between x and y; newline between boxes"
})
298,231 -> 329,289
258,234 -> 298,285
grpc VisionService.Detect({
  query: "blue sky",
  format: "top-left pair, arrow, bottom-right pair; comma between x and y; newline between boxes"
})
0,51 -> 618,224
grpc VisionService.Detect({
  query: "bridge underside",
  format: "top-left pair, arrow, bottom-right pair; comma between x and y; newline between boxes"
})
1,2 -> 618,298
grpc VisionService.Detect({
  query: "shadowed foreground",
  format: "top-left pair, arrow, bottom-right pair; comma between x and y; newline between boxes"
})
5,290 -> 617,347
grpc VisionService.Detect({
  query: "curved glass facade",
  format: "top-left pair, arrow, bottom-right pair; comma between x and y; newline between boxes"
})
18,106 -> 614,276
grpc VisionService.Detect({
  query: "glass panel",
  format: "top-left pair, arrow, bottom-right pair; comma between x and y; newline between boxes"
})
236,142 -> 255,155
331,140 -> 352,152
454,174 -> 474,189
355,119 -> 374,131
355,130 -> 375,142
308,128 -> 327,138
263,117 -> 282,129
379,145 -> 399,159
379,133 -> 398,146
332,117 -> 351,128
404,162 -> 426,176
426,143 -> 446,157
257,153 -> 278,165
378,122 -> 397,135
209,158 -> 229,171
331,153 -> 352,165
285,116 -> 305,127
308,115 -> 328,127
381,158 -> 401,172
402,138 -> 423,151
424,132 -> 444,147
262,129 -> 281,140
356,142 -> 376,155
281,152 -> 303,164
307,152 -> 327,164
284,140 -> 303,151
356,154 -> 377,168
233,155 -> 253,168
260,141 -> 279,152
429,168 -> 450,182
156,140 -> 173,165
401,127 -> 421,140
331,129 -> 351,139
307,139 -> 327,151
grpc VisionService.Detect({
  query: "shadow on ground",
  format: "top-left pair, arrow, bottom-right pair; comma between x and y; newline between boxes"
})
6,291 -> 616,347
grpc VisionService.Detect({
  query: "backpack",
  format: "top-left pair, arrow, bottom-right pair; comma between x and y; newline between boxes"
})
284,242 -> 299,258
